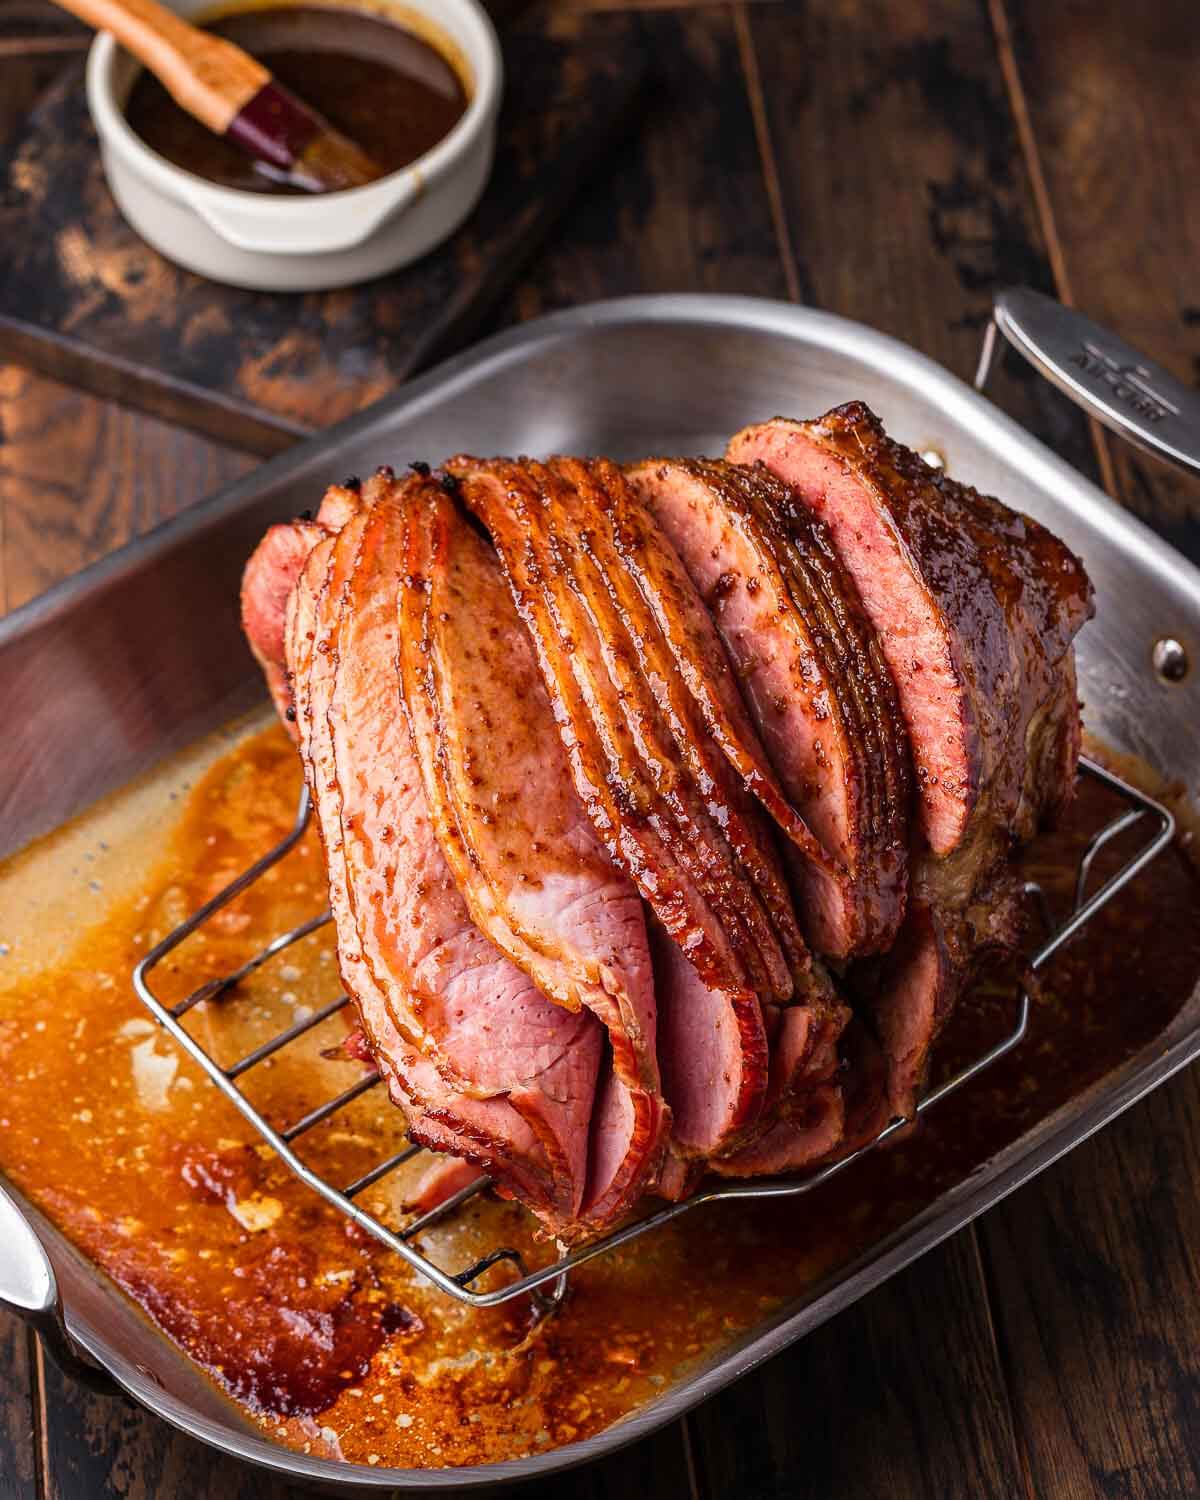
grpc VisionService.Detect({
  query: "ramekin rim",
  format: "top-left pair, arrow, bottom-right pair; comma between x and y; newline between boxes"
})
85,0 -> 502,219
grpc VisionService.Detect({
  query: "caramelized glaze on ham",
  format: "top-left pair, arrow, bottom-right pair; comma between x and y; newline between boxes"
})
730,405 -> 1092,1117
728,405 -> 1092,857
628,456 -> 911,959
449,457 -> 787,1004
329,483 -> 604,1234
396,482 -> 668,1225
239,399 -> 1092,1236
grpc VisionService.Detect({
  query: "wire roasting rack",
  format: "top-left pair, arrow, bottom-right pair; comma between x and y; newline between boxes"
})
133,756 -> 1174,1314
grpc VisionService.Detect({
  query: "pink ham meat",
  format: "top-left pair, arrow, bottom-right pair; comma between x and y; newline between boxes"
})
854,903 -> 951,1119
712,1084 -> 844,1177
321,478 -> 603,1237
730,406 -> 1091,1116
240,480 -> 366,728
452,456 -> 796,1003
396,481 -> 669,1228
575,457 -> 837,941
238,407 -> 1094,1212
244,485 -> 497,1202
283,514 -> 500,1182
627,457 -> 912,960
244,471 -> 603,1235
283,505 -> 554,1210
647,919 -> 767,1167
859,861 -> 1028,1119
407,1156 -> 482,1215
727,405 -> 1093,858
550,457 -> 853,1171
448,456 -> 774,1161
711,986 -> 849,1176
451,456 -> 849,1178
241,519 -> 325,727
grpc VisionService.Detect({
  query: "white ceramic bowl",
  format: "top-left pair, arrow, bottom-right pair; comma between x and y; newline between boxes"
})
86,0 -> 502,291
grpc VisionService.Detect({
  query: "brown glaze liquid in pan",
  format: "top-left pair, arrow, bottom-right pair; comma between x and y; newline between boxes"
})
0,722 -> 1197,1468
123,6 -> 467,194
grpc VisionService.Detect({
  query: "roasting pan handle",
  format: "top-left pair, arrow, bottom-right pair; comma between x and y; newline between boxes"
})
0,1178 -> 58,1324
0,1179 -> 119,1395
978,287 -> 1200,477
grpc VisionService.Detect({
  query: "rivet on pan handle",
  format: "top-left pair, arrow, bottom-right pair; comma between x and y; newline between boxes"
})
975,286 -> 1200,477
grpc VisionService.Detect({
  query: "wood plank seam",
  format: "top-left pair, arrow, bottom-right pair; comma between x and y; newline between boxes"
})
680,1412 -> 702,1500
987,0 -> 1121,504
32,1337 -> 49,1500
967,1225 -> 1038,1500
731,1 -> 803,305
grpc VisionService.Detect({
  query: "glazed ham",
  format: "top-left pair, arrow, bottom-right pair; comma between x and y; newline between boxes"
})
627,457 -> 912,960
727,405 -> 1092,859
287,479 -> 603,1234
240,403 -> 1091,1239
396,482 -> 669,1226
450,455 -> 848,1176
729,404 -> 1093,1112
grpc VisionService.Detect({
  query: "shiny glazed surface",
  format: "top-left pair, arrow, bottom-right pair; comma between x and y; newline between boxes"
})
0,721 -> 1197,1469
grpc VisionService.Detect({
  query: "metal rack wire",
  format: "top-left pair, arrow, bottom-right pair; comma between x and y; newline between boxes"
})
133,756 -> 1174,1313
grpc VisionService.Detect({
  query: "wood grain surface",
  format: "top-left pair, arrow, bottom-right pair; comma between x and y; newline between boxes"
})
0,1319 -> 37,1500
996,0 -> 1200,563
1,1 -> 1199,1497
980,1075 -> 1200,1500
0,26 -> 646,454
743,0 -> 1099,474
0,364 -> 254,611
503,4 -> 790,314
34,1342 -> 305,1500
689,1234 -> 1024,1500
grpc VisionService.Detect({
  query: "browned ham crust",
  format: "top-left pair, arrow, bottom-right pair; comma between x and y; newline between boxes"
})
449,456 -> 785,1161
730,404 -> 1092,1115
397,481 -> 669,1227
628,456 -> 911,960
238,400 -> 1092,1221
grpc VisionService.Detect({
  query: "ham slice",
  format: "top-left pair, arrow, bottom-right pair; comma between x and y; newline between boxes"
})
628,456 -> 911,959
451,456 -> 851,1174
552,455 -> 816,987
396,481 -> 669,1227
322,480 -> 603,1235
449,457 -> 781,1160
727,405 -> 1092,857
546,456 -> 854,1171
647,918 -> 768,1160
241,479 -> 366,729
730,406 -> 1092,1117
256,474 -> 604,1235
241,520 -> 325,729
251,492 -> 578,1220
449,458 -> 782,1004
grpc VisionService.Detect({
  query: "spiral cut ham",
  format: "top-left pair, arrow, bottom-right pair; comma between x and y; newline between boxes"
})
728,403 -> 1093,1113
240,402 -> 1092,1238
626,457 -> 911,961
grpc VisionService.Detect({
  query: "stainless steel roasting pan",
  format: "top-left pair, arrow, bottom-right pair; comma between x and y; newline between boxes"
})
2,291 -> 1199,1494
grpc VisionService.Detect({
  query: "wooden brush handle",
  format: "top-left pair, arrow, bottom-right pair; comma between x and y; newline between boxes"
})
55,0 -> 269,133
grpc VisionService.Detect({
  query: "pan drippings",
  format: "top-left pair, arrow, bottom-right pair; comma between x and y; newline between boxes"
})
0,722 -> 1196,1468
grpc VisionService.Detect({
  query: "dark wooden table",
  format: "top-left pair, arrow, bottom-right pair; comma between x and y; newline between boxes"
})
2,2 -> 1199,1495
